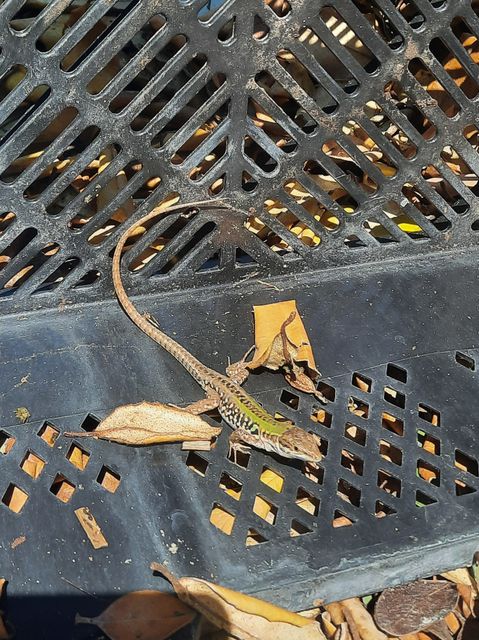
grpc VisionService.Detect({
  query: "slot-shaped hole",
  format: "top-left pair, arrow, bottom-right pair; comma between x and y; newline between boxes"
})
363,218 -> 398,244
97,466 -> 121,493
384,386 -> 405,409
302,462 -> 324,485
384,80 -> 437,140
20,451 -> 45,479
455,450 -> 478,476
80,414 -> 100,432
387,363 -> 407,383
246,528 -> 268,546
364,101 -> 416,158
333,510 -> 355,528
73,270 -> 101,288
455,351 -> 475,370
344,234 -> 366,249
260,467 -> 284,493
440,146 -> 479,195
284,179 -> 338,234
421,164 -> 469,215
210,503 -> 235,535
310,408 -> 332,428
186,451 -> 209,477
377,469 -> 401,497
322,141 -> 378,195
2,484 -> 28,514
296,488 -> 320,516
382,412 -> 404,436
337,478 -> 361,507
344,423 -> 366,446
253,495 -> 278,525
379,440 -> 403,466
266,0 -> 291,17
253,15 -> 269,40
249,99 -> 297,155
417,431 -> 441,455
402,183 -> 452,232
50,474 -> 75,503
303,159 -> 358,213
383,200 -> 428,240
417,459 -> 440,486
430,37 -> 479,99
348,396 -> 369,419
280,389 -> 299,410
408,58 -> 460,117
341,450 -> 364,476
342,120 -> 397,177
375,500 -> 397,518
66,443 -> 90,471
350,0 -> 403,49
418,403 -> 440,426
290,519 -> 312,537
36,2 -> 93,51
0,431 -> 16,455
352,373 -> 372,393
243,136 -> 277,173
37,423 -> 59,447
416,490 -> 437,506
455,480 -> 476,496
219,472 -> 242,501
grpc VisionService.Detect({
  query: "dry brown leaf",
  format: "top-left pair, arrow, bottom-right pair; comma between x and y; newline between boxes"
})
75,507 -> 108,550
0,579 -> 8,640
374,580 -> 458,636
247,301 -> 323,399
64,401 -> 221,446
152,563 -> 326,640
76,590 -> 195,640
340,598 -> 386,640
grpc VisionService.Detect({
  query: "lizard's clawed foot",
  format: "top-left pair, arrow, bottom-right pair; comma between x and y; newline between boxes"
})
226,345 -> 255,385
228,430 -> 251,465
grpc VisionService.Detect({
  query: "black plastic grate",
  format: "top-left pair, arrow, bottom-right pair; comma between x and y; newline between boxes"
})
2,1 -> 479,638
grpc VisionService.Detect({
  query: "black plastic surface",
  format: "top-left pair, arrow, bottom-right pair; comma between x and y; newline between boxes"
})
1,0 -> 479,638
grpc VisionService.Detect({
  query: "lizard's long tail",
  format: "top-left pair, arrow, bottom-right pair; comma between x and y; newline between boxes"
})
112,200 -> 221,386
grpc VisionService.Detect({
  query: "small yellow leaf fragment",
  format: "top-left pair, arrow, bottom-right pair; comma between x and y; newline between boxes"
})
75,507 -> 108,550
15,407 -> 30,424
151,563 -> 326,640
64,401 -> 221,446
260,468 -> 284,493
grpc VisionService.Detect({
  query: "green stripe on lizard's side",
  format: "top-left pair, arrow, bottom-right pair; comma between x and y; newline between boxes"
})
235,398 -> 290,436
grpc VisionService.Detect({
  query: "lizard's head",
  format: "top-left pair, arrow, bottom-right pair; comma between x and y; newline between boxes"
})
278,427 -> 322,462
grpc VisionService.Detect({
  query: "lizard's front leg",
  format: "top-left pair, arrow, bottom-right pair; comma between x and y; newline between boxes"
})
226,345 -> 255,385
228,428 -> 252,464
183,389 -> 220,415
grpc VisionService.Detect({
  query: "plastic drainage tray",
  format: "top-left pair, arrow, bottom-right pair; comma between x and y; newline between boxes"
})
2,0 -> 479,637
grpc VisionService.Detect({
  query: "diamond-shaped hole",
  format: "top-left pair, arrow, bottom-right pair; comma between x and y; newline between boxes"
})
20,451 -> 45,479
455,479 -> 476,496
379,440 -> 403,465
417,459 -> 440,486
416,489 -> 437,506
219,472 -> 242,501
333,510 -> 355,528
317,381 -> 335,402
81,414 -> 100,432
66,443 -> 90,471
301,462 -> 324,484
228,445 -> 250,469
352,372 -> 372,392
295,487 -> 320,516
310,408 -> 332,427
341,450 -> 364,476
280,389 -> 299,410
246,528 -> 268,546
97,466 -> 121,493
186,451 -> 209,477
344,423 -> 366,446
260,467 -> 284,493
0,431 -> 16,455
455,351 -> 475,370
378,469 -> 401,497
375,500 -> 397,518
253,15 -> 270,41
418,403 -> 440,426
348,396 -> 369,419
37,423 -> 59,447
384,386 -> 405,409
290,519 -> 312,537
417,430 -> 441,455
386,363 -> 408,383
382,412 -> 404,436
337,479 -> 361,507
253,495 -> 277,525
455,450 -> 478,476
2,484 -> 28,513
210,503 -> 235,535
50,474 -> 75,503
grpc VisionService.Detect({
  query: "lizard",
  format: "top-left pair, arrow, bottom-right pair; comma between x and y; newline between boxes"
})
112,200 -> 323,464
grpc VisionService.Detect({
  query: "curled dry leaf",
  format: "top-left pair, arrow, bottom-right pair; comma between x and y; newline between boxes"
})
76,590 -> 195,640
340,598 -> 387,640
152,562 -> 326,640
247,300 -> 324,400
374,580 -> 458,636
64,401 -> 221,446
